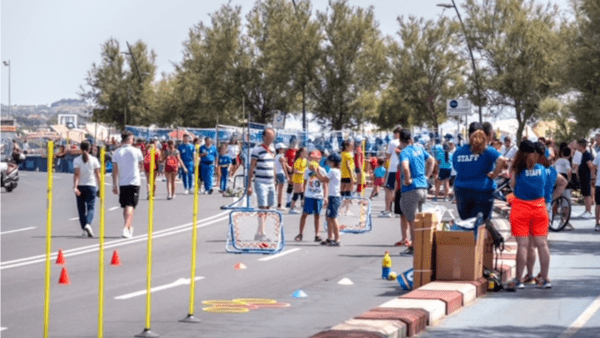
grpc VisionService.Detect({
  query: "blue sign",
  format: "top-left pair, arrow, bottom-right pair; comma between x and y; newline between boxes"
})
450,100 -> 458,108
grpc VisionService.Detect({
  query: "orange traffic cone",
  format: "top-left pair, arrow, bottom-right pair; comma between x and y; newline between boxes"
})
58,267 -> 71,285
234,262 -> 247,270
55,249 -> 66,265
111,250 -> 121,266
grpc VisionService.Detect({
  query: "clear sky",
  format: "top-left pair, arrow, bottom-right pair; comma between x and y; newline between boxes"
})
1,0 -> 569,106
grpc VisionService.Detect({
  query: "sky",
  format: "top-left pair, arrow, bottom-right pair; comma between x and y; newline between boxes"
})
1,0 -> 570,107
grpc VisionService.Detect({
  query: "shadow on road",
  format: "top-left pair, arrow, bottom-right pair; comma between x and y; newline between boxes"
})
424,325 -> 599,338
549,240 -> 600,256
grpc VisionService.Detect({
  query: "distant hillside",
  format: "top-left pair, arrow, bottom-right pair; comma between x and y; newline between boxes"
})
51,98 -> 87,107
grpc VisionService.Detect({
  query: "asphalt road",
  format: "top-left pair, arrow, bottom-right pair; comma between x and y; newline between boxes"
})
1,172 -> 415,338
420,204 -> 600,338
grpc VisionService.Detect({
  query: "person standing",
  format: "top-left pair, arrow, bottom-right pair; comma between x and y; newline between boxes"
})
370,158 -> 386,200
434,143 -> 455,202
313,153 -> 343,246
162,140 -> 186,200
178,134 -> 196,194
112,131 -> 144,238
216,144 -> 232,193
73,141 -> 100,238
506,140 -> 550,290
593,150 -> 600,231
285,142 -> 299,207
295,151 -> 328,242
274,143 -> 290,211
399,129 -> 435,255
452,123 -> 506,221
381,127 -> 402,218
289,147 -> 308,214
248,128 -> 277,241
354,137 -> 365,194
227,138 -> 241,178
199,137 -> 218,194
143,139 -> 161,199
573,138 -> 595,219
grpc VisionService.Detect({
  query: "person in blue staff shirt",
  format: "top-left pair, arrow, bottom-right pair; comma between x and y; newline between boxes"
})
178,134 -> 196,194
199,137 -> 218,194
217,144 -> 232,193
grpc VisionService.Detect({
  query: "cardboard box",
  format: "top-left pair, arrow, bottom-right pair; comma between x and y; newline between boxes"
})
413,213 -> 442,288
435,225 -> 487,281
483,231 -> 494,271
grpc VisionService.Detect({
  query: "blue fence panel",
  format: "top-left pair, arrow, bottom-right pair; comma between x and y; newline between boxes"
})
23,156 -> 39,171
37,156 -> 48,172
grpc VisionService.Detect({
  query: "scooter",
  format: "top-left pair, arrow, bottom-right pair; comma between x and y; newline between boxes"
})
1,158 -> 19,192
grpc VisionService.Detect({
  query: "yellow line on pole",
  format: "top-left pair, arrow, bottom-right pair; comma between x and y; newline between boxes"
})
144,146 -> 156,330
98,146 -> 106,338
361,139 -> 366,198
187,144 -> 201,317
43,141 -> 54,338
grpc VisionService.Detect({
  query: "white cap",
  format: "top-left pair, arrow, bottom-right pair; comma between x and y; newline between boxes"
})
355,136 -> 363,143
276,142 -> 287,150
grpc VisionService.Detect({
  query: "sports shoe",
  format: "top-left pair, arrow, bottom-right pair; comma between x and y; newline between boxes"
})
400,247 -> 414,256
564,223 -> 575,231
517,281 -> 525,289
128,227 -> 134,237
254,233 -> 267,241
505,278 -> 520,292
432,197 -> 438,202
122,227 -> 132,239
81,230 -> 88,238
289,209 -> 300,215
184,190 -> 190,195
523,274 -> 537,285
378,212 -> 392,218
285,202 -> 291,208
579,211 -> 594,219
537,278 -> 552,289
84,224 -> 94,238
209,189 -> 213,194
596,224 -> 600,232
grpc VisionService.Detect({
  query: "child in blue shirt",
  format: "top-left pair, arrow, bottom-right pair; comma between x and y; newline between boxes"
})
217,144 -> 232,193
370,158 -> 386,200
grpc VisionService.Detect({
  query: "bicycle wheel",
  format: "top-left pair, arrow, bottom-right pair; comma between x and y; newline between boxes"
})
549,196 -> 571,232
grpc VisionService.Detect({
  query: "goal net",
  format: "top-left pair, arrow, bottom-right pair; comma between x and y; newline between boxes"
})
330,197 -> 372,234
226,209 -> 285,254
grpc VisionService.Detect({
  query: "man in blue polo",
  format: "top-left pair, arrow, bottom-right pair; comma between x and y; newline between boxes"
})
199,137 -> 218,194
178,134 -> 196,194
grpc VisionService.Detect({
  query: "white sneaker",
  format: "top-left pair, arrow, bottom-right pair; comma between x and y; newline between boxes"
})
84,224 -> 94,238
128,227 -> 134,237
184,190 -> 190,195
580,212 -> 594,219
378,212 -> 392,218
122,227 -> 132,239
289,209 -> 300,215
82,230 -> 88,237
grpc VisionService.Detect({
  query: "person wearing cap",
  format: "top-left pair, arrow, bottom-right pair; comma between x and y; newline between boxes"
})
289,147 -> 308,214
506,140 -> 550,290
452,122 -> 507,221
295,151 -> 328,242
312,152 -> 343,246
319,149 -> 331,173
354,136 -> 365,194
274,143 -> 291,211
399,129 -> 435,255
285,142 -> 299,207
178,134 -> 196,194
216,144 -> 232,193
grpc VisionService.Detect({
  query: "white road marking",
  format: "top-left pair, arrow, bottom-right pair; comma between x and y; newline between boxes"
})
69,217 -> 79,221
108,206 -> 119,211
258,248 -> 301,262
0,327 -> 7,331
0,227 -> 37,235
558,296 -> 600,338
115,277 -> 204,300
1,214 -> 229,270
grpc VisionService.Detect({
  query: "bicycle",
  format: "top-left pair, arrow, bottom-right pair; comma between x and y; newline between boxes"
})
549,195 -> 571,232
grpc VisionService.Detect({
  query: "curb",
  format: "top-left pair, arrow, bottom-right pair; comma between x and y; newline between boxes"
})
310,219 -> 517,338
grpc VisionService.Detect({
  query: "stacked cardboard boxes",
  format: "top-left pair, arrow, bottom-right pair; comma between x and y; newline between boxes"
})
413,213 -> 443,288
436,225 -> 487,281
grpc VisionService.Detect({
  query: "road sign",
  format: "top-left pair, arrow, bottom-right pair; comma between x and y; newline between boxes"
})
272,112 -> 286,129
447,99 -> 471,116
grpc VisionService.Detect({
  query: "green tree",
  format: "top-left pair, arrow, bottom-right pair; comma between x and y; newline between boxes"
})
464,0 -> 564,142
80,39 -> 157,130
567,0 -> 600,133
380,16 -> 466,132
309,0 -> 388,130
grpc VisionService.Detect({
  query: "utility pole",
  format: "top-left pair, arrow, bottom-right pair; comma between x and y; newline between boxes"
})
3,60 -> 11,117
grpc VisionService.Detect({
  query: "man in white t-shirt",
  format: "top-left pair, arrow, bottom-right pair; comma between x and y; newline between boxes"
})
593,153 -> 600,231
112,131 -> 144,238
381,127 -> 402,217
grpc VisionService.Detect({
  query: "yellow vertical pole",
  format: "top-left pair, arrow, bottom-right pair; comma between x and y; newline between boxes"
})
181,144 -> 201,323
361,139 -> 366,198
146,146 -> 156,333
43,141 -> 54,338
98,147 -> 106,338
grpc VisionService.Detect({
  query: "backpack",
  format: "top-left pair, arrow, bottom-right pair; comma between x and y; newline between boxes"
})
165,155 -> 179,172
143,152 -> 153,172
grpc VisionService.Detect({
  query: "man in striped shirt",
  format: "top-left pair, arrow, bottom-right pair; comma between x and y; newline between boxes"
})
248,128 -> 277,210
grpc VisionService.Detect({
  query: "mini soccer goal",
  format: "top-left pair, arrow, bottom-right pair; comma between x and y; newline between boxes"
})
226,209 -> 286,254
335,197 -> 373,234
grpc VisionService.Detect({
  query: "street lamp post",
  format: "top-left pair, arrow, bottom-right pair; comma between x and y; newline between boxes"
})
3,60 -> 11,117
437,1 -> 483,123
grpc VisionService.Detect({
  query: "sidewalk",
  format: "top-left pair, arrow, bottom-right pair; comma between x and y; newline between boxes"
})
310,205 -> 600,338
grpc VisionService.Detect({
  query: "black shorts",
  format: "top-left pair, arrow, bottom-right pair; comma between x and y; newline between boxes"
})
438,168 -> 452,180
595,186 -> 600,205
232,158 -> 238,166
394,189 -> 403,215
355,167 -> 362,174
341,177 -> 352,184
580,177 -> 592,197
119,185 -> 140,209
384,173 -> 396,190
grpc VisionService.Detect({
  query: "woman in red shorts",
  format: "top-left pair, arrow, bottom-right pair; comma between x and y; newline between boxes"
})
507,140 -> 550,290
